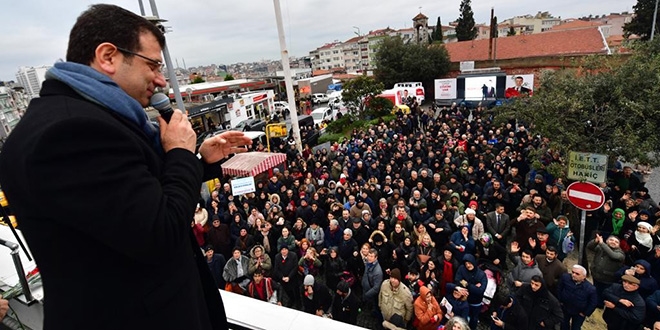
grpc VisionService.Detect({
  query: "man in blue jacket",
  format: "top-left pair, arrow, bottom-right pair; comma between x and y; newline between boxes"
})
362,248 -> 384,318
455,254 -> 487,329
557,265 -> 597,330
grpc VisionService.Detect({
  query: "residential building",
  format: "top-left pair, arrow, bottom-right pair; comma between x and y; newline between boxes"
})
0,86 -> 26,138
499,11 -> 562,35
342,36 -> 362,73
311,42 -> 344,71
15,65 -> 50,99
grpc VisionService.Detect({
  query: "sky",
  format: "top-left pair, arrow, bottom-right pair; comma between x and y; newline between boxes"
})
0,0 -> 637,81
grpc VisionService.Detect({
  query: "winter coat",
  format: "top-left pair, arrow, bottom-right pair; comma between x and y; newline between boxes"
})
516,283 -> 564,330
362,260 -> 384,301
454,215 -> 486,241
602,283 -> 646,329
492,295 -> 528,330
222,255 -> 250,283
248,245 -> 272,276
413,286 -> 443,330
506,255 -> 543,293
444,283 -> 469,319
588,239 -> 625,284
535,255 -> 567,295
379,279 -> 414,323
454,254 -> 488,304
556,273 -> 597,317
614,259 -> 659,299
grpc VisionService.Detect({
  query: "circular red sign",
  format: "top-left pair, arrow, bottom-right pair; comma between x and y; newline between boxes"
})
566,181 -> 606,211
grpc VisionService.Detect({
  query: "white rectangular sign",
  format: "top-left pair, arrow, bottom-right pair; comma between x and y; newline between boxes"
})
567,151 -> 608,183
231,176 -> 256,196
434,78 -> 456,100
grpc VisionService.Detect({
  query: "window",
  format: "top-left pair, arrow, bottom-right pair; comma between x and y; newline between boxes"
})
246,105 -> 253,118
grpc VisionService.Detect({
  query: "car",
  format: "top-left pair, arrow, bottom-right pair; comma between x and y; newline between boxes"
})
233,118 -> 266,132
273,101 -> 289,112
310,107 -> 334,126
312,93 -> 329,104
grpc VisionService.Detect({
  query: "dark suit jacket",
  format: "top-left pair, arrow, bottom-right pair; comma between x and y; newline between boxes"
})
0,80 -> 228,330
485,211 -> 511,238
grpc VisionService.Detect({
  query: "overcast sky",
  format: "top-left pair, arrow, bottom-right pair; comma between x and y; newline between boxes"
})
1,0 -> 636,81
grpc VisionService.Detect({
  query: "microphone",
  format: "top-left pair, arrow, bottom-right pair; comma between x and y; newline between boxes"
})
150,93 -> 174,123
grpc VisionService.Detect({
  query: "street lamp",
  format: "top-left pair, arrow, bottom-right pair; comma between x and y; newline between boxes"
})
652,0 -> 659,41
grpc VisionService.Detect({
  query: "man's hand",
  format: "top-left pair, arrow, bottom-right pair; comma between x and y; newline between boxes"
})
198,131 -> 253,163
510,241 -> 520,253
158,110 -> 196,153
529,237 -> 536,248
0,296 -> 7,322
619,298 -> 634,307
604,300 -> 615,309
514,281 -> 522,287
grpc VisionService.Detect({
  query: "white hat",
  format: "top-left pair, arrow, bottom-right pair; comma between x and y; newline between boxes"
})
465,209 -> 476,215
638,222 -> 653,231
303,274 -> 315,286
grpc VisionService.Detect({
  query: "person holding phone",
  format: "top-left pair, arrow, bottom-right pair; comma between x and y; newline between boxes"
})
490,295 -> 528,330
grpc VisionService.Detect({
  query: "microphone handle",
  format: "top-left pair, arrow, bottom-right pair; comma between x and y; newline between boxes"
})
159,108 -> 174,123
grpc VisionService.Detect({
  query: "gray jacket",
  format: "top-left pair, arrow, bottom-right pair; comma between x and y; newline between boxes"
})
588,239 -> 625,283
223,255 -> 250,282
507,255 -> 543,292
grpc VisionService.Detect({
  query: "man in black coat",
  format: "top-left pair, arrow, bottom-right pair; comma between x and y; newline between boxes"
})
602,274 -> 646,330
331,280 -> 359,325
0,4 -> 252,330
273,245 -> 300,308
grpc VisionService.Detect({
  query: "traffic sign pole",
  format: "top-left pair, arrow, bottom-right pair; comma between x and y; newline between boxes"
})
579,209 -> 586,265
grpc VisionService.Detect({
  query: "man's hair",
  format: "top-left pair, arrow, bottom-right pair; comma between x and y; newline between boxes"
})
521,249 -> 533,257
67,4 -> 165,65
546,245 -> 557,254
530,275 -> 543,283
368,248 -> 378,258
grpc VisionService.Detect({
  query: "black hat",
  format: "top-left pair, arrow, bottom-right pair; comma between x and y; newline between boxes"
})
352,217 -> 362,224
337,280 -> 350,293
536,227 -> 548,234
204,245 -> 214,252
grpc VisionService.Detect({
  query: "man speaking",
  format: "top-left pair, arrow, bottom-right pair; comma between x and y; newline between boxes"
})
0,4 -> 251,330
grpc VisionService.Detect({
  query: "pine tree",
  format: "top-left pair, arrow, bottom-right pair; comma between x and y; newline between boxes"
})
432,16 -> 444,43
624,0 -> 660,40
456,0 -> 478,41
507,26 -> 516,36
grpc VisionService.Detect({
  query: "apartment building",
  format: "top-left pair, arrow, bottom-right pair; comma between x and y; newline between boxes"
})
15,65 -> 50,99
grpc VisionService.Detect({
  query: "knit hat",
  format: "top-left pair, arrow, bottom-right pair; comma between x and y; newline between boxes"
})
465,208 -> 476,215
637,222 -> 653,231
468,200 -> 478,209
390,268 -> 402,281
303,274 -> 315,286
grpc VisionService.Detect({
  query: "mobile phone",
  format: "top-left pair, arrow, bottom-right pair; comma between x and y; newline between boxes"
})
491,316 -> 500,321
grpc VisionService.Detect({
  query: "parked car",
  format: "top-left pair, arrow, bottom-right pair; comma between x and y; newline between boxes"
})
273,101 -> 289,112
310,107 -> 334,126
233,118 -> 266,132
312,93 -> 329,104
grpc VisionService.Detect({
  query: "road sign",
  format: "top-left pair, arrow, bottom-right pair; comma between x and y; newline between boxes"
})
567,152 -> 608,184
566,181 -> 605,211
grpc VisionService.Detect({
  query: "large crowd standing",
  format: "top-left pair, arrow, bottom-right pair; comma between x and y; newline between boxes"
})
195,101 -> 660,330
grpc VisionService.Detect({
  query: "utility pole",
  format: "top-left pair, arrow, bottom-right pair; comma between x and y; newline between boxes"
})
652,0 -> 659,41
272,0 -> 302,153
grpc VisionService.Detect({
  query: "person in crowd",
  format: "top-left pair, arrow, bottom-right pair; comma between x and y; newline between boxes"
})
379,268 -> 414,330
445,283 -> 470,320
413,285 -> 444,330
205,245 -> 226,289
301,274 -> 332,316
507,242 -> 542,294
490,295 -> 528,330
455,254 -> 487,329
450,225 -> 476,262
615,259 -> 659,299
246,268 -> 282,305
484,204 -> 511,246
363,248 -> 384,312
425,209 -> 452,247
535,246 -> 566,296
454,208 -> 485,241
273,245 -> 300,309
247,244 -> 272,276
588,233 -> 626,307
627,221 -> 657,262
557,265 -> 597,330
331,280 -> 359,325
516,275 -> 564,330
475,232 -> 507,271
545,215 -> 573,261
602,274 -> 646,330
513,207 -> 546,247
223,248 -> 251,293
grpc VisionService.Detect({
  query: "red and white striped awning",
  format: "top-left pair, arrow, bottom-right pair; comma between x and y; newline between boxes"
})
221,152 -> 287,178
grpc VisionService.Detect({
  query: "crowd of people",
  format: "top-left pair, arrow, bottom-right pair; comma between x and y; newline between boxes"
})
195,101 -> 659,330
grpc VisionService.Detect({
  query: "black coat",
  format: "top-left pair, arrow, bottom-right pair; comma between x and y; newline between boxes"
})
516,283 -> 564,330
0,80 -> 227,330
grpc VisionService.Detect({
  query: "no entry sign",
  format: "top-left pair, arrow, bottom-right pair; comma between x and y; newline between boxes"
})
566,181 -> 606,211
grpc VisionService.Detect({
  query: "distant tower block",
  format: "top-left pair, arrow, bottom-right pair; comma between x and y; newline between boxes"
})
413,13 -> 430,45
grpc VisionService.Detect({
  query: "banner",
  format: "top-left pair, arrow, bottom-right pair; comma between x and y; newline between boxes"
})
434,79 -> 456,100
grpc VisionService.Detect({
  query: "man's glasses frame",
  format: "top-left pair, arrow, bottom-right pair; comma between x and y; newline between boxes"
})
116,47 -> 164,72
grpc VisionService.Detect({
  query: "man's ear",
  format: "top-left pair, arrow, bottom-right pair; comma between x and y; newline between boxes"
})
91,42 -> 121,75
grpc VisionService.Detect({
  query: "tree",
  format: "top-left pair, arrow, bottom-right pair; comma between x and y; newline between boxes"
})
494,40 -> 660,173
624,0 -> 659,40
507,26 -> 516,36
341,76 -> 384,118
456,0 -> 478,41
373,36 -> 451,92
224,73 -> 235,81
191,76 -> 205,84
432,16 -> 444,43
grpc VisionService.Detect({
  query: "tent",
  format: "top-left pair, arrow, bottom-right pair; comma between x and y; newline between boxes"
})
221,152 -> 287,177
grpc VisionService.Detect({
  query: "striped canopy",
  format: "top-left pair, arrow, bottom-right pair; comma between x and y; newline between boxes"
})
221,152 -> 286,178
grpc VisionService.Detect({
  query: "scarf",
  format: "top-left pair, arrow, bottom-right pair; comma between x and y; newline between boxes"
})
45,62 -> 162,154
612,208 -> 626,236
635,230 -> 654,249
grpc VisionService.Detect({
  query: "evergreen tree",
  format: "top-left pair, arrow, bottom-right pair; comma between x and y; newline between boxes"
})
432,16 -> 444,43
624,0 -> 660,40
507,26 -> 516,36
456,0 -> 478,41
